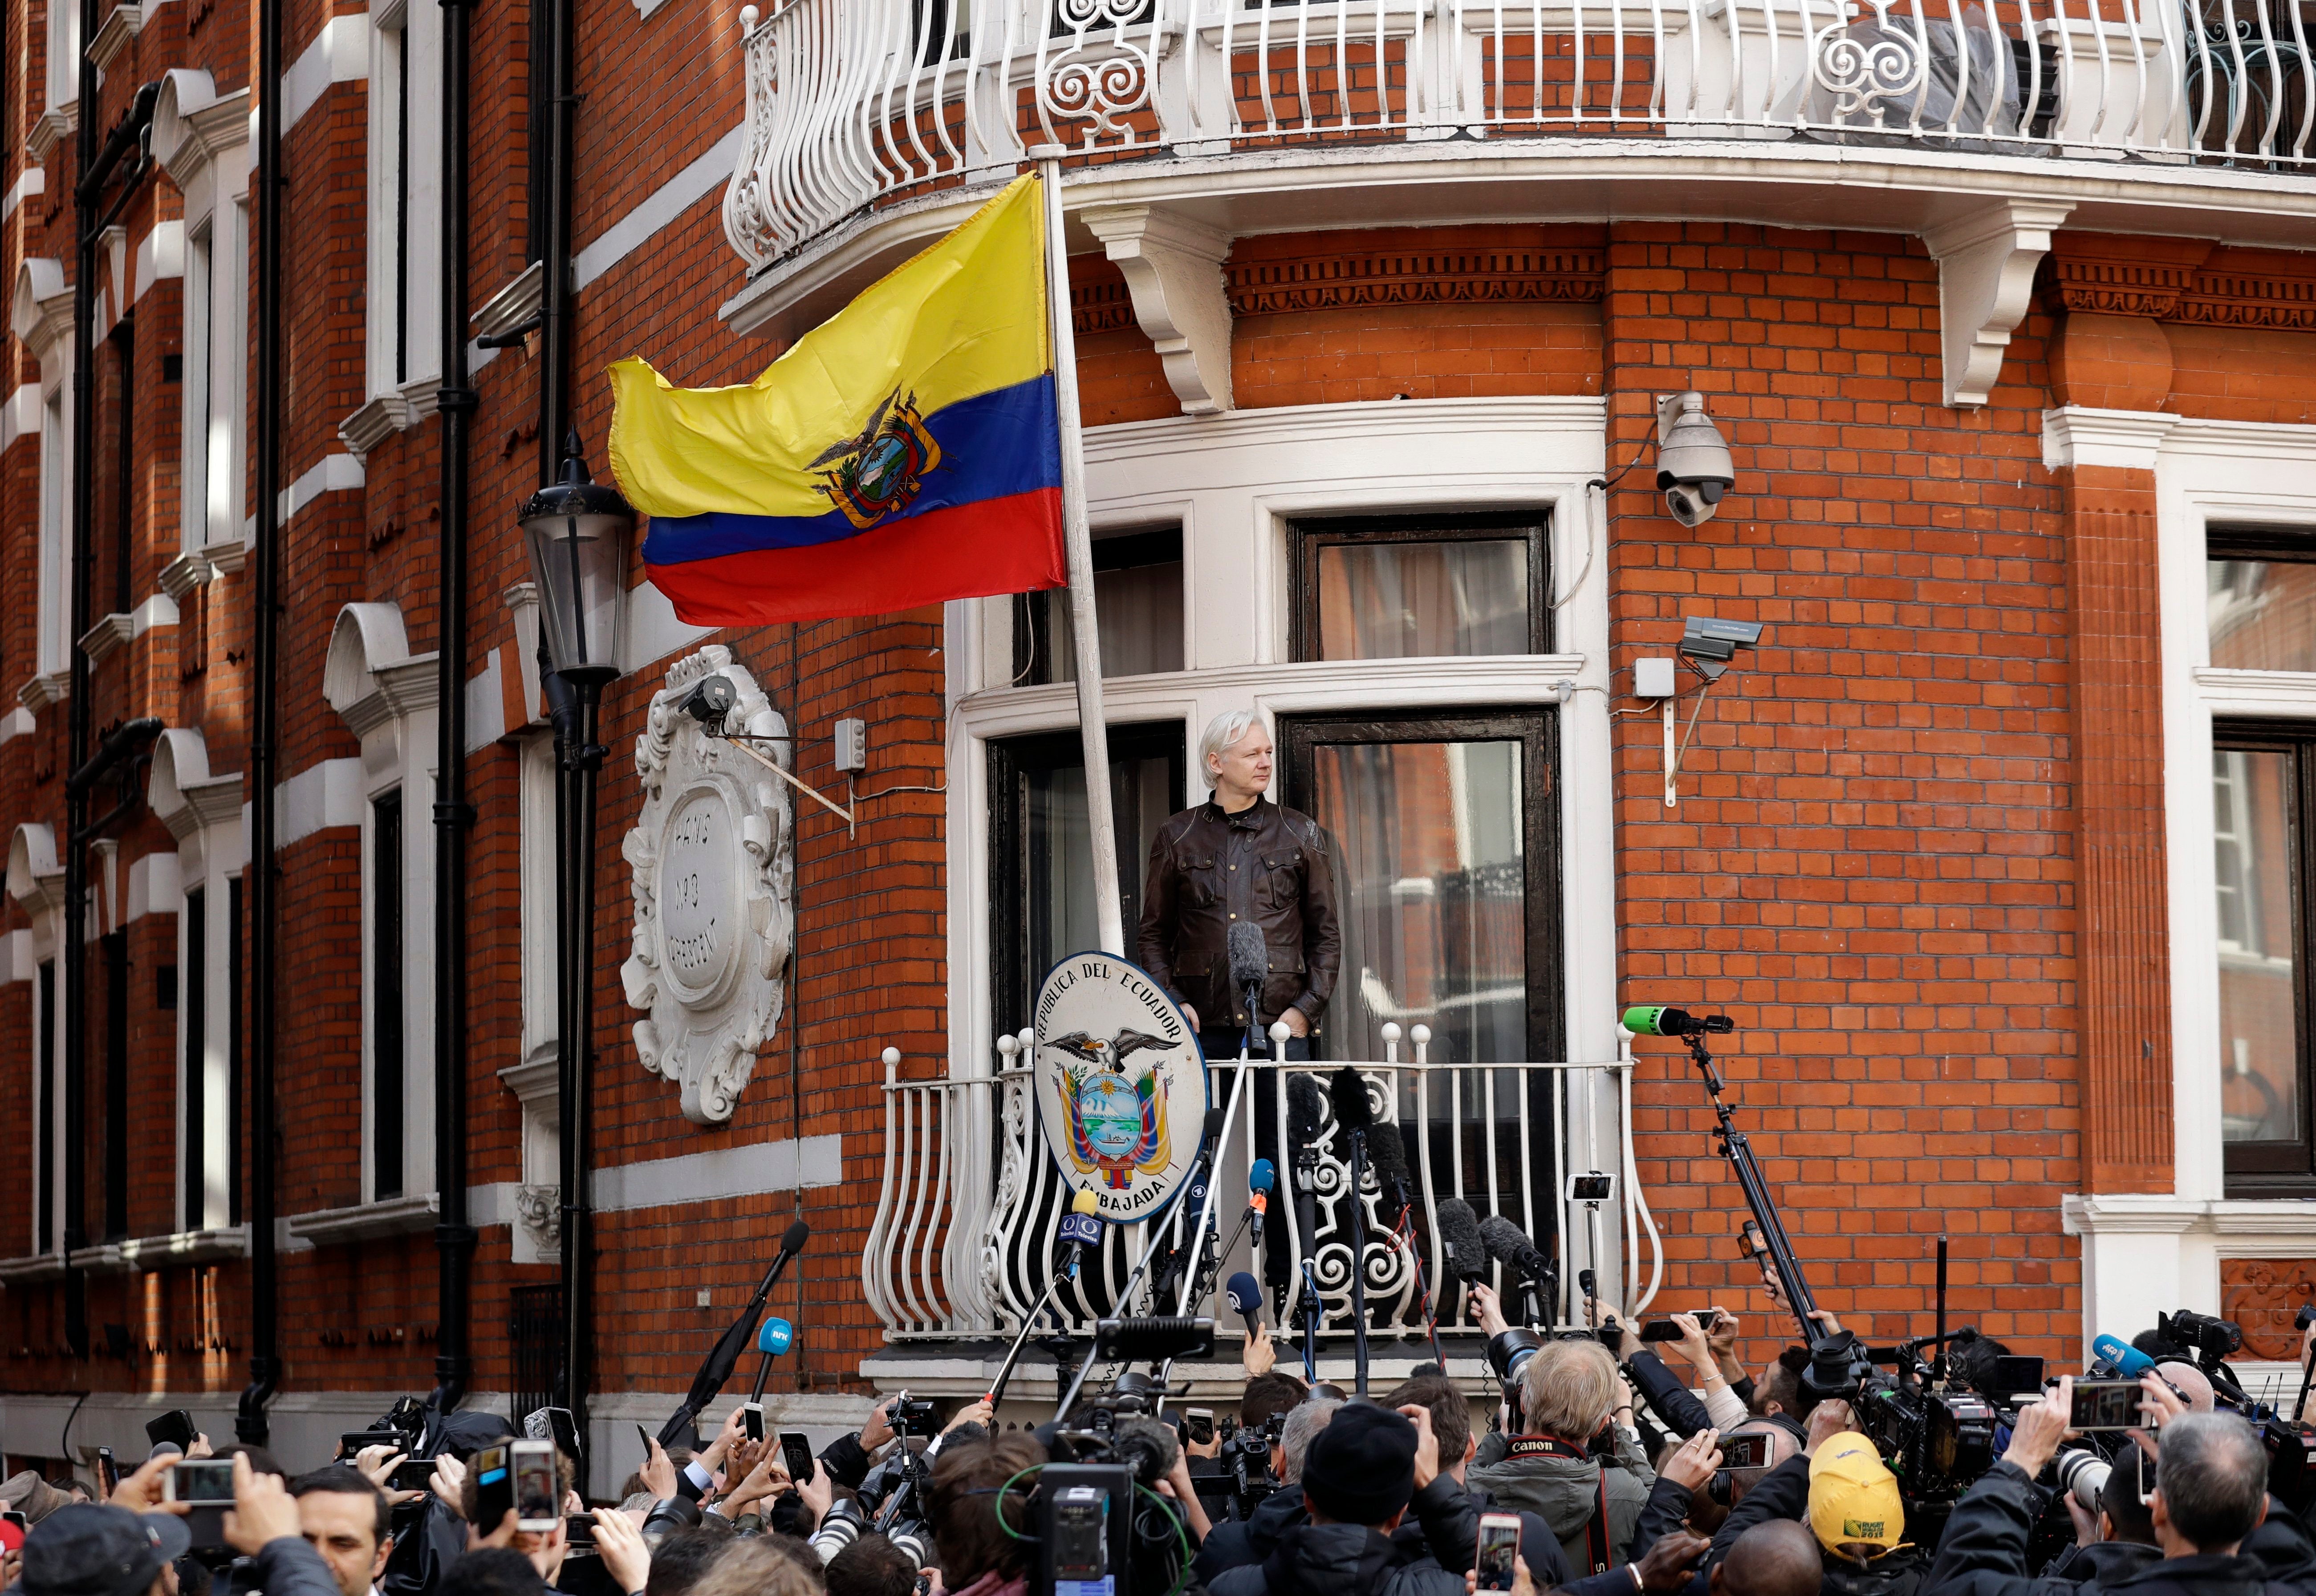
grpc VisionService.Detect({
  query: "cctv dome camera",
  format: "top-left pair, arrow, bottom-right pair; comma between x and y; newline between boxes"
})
1654,391 -> 1736,528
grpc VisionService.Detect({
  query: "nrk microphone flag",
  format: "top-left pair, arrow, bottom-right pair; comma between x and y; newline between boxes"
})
609,174 -> 1065,625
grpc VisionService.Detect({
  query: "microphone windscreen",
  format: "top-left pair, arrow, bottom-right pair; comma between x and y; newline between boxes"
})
1329,1067 -> 1373,1134
1365,1119 -> 1410,1186
1478,1214 -> 1529,1266
1286,1074 -> 1325,1148
1071,1189 -> 1101,1215
780,1219 -> 810,1255
1202,1106 -> 1227,1145
1227,921 -> 1268,992
1227,1272 -> 1262,1315
1436,1198 -> 1486,1281
758,1317 -> 794,1355
1248,1158 -> 1276,1195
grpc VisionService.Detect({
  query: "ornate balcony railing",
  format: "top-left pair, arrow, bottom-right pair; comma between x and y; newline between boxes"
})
861,1027 -> 1665,1347
725,0 -> 2315,267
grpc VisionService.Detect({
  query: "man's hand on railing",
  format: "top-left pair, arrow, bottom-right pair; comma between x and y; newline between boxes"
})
1242,1319 -> 1277,1378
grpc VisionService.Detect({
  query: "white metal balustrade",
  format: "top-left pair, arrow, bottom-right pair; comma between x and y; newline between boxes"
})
860,1025 -> 1666,1347
724,0 -> 2315,266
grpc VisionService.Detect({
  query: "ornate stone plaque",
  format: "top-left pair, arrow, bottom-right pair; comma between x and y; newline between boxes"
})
622,646 -> 795,1123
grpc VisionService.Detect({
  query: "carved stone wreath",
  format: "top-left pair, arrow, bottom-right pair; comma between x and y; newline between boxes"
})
621,646 -> 796,1124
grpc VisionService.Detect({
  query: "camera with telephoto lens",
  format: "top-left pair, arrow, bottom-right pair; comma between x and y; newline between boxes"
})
1802,1329 -> 1996,1513
2159,1309 -> 2244,1363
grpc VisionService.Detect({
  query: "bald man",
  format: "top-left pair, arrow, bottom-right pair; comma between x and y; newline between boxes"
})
2150,1361 -> 2215,1413
1712,1522 -> 1821,1596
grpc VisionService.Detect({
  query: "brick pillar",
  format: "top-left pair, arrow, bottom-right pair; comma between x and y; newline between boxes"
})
2062,463 -> 2174,1194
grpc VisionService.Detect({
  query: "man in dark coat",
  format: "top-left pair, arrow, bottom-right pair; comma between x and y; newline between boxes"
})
1209,1404 -> 1466,1596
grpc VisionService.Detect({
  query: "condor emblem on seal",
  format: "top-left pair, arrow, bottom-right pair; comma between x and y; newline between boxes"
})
1032,952 -> 1208,1223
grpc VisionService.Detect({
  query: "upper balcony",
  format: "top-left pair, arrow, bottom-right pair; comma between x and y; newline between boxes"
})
719,0 -> 2316,338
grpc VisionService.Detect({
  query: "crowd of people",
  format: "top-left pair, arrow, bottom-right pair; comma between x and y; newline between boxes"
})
2,1296 -> 2310,1596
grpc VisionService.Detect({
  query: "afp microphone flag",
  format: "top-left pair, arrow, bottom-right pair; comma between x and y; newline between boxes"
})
609,174 -> 1065,626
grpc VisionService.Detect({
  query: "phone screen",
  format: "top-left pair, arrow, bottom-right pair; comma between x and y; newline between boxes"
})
2069,1379 -> 2143,1431
743,1404 -> 766,1443
512,1441 -> 560,1530
1992,1356 -> 2045,1396
779,1432 -> 815,1484
1186,1410 -> 1215,1446
391,1458 -> 438,1493
1719,1432 -> 1772,1470
1476,1515 -> 1523,1592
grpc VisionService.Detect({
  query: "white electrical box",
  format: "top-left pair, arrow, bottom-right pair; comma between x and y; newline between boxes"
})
1634,658 -> 1678,698
834,718 -> 868,772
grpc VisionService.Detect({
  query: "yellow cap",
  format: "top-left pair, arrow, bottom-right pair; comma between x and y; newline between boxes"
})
1808,1434 -> 1905,1554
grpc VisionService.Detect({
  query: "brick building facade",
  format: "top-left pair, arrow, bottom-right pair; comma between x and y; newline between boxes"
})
6,0 -> 2316,1489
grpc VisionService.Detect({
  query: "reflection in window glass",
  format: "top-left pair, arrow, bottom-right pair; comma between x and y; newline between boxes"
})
1316,540 -> 1530,661
1024,754 -> 1175,984
2210,560 -> 2316,674
2216,748 -> 2300,1144
1309,740 -> 1525,1063
1042,560 -> 1185,680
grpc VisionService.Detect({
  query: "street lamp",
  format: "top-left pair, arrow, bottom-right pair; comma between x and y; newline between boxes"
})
519,431 -> 632,1485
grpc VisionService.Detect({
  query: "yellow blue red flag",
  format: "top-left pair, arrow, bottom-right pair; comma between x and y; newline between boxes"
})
608,175 -> 1065,625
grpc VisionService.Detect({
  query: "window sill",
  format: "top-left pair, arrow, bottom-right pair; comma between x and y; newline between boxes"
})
2194,667 -> 2316,713
158,541 -> 244,601
285,1192 -> 439,1246
2064,1193 -> 2316,1238
0,1251 -> 65,1283
69,1225 -> 248,1274
16,670 -> 69,712
26,104 -> 77,164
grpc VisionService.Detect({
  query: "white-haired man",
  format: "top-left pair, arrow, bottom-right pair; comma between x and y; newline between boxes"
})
1137,708 -> 1341,1062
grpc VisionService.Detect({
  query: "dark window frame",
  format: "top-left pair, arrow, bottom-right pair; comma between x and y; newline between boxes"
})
228,876 -> 244,1225
2215,718 -> 2316,1197
2210,527 -> 2316,564
103,929 -> 130,1242
1276,708 -> 1564,1064
1011,525 -> 1185,688
372,789 -> 406,1201
987,721 -> 1186,1040
1288,512 -> 1553,664
37,959 -> 55,1252
183,885 -> 206,1230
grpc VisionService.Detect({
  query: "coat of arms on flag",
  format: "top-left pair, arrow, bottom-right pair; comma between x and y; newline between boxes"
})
1032,953 -> 1207,1222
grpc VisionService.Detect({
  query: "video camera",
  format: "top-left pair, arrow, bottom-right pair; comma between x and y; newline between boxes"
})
1033,1413 -> 1197,1596
1218,1411 -> 1284,1521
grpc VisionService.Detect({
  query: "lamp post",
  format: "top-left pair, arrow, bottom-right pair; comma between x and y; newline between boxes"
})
520,431 -> 632,1482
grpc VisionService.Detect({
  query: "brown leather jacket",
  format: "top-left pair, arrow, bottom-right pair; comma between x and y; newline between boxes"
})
1136,796 -> 1341,1036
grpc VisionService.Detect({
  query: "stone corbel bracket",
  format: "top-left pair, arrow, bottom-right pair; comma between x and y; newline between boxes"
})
1081,204 -> 1235,416
1922,199 -> 2074,409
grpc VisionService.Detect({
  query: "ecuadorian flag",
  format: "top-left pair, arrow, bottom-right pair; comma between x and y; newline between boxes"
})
609,175 -> 1065,626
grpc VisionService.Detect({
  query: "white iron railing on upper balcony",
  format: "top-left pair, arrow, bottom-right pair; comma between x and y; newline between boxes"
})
860,1025 -> 1665,1347
725,0 -> 2315,265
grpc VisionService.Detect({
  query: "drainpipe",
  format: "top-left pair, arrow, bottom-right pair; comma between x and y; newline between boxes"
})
428,0 -> 478,1423
238,0 -> 286,1446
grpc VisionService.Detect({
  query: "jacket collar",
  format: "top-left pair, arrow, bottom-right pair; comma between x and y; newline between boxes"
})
1208,795 -> 1272,829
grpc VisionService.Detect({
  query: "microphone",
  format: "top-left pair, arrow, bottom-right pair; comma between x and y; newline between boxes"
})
1247,1158 -> 1275,1250
777,1218 -> 810,1262
1365,1116 -> 1412,1224
1622,1005 -> 1735,1038
1228,922 -> 1267,1033
1226,1271 -> 1263,1340
1328,1067 -> 1372,1136
747,1316 -> 795,1402
2092,1333 -> 2155,1378
1058,1189 -> 1102,1280
1436,1199 -> 1487,1284
1480,1214 -> 1557,1323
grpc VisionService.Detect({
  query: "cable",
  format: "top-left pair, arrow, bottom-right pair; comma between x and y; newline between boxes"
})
991,1462 -> 1047,1541
1135,1481 -> 1197,1596
1671,681 -> 1713,774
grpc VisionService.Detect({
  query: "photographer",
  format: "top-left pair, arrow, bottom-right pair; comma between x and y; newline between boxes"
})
1195,1398 -> 1343,1580
1208,1403 -> 1464,1596
1924,1375 -> 2162,1596
1468,1337 -> 1658,1573
923,1429 -> 1045,1596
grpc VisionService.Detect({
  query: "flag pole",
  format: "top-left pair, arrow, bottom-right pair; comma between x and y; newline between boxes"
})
1035,150 -> 1125,957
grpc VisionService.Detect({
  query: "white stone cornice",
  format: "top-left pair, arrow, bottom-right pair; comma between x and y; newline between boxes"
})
25,104 -> 77,165
12,258 -> 73,368
86,4 -> 142,71
17,671 -> 70,713
1922,199 -> 2072,409
472,260 -> 544,340
79,613 -> 134,663
2064,1193 -> 2316,1244
6,824 -> 63,912
2040,406 -> 2184,472
150,728 -> 245,842
150,70 -> 251,186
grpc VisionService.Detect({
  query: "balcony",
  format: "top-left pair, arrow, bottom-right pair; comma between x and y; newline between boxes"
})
723,0 -> 2316,283
859,1026 -> 1662,1392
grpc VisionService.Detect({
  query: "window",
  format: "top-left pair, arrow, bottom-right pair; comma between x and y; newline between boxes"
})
45,0 -> 80,111
178,216 -> 245,549
364,0 -> 442,406
37,388 -> 68,680
103,930 -> 128,1242
183,885 -> 206,1229
1014,526 -> 1184,684
988,723 -> 1185,1036
2215,722 -> 2315,1194
2210,531 -> 2316,674
36,960 -> 55,1252
371,790 -> 406,1200
1291,515 -> 1551,662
